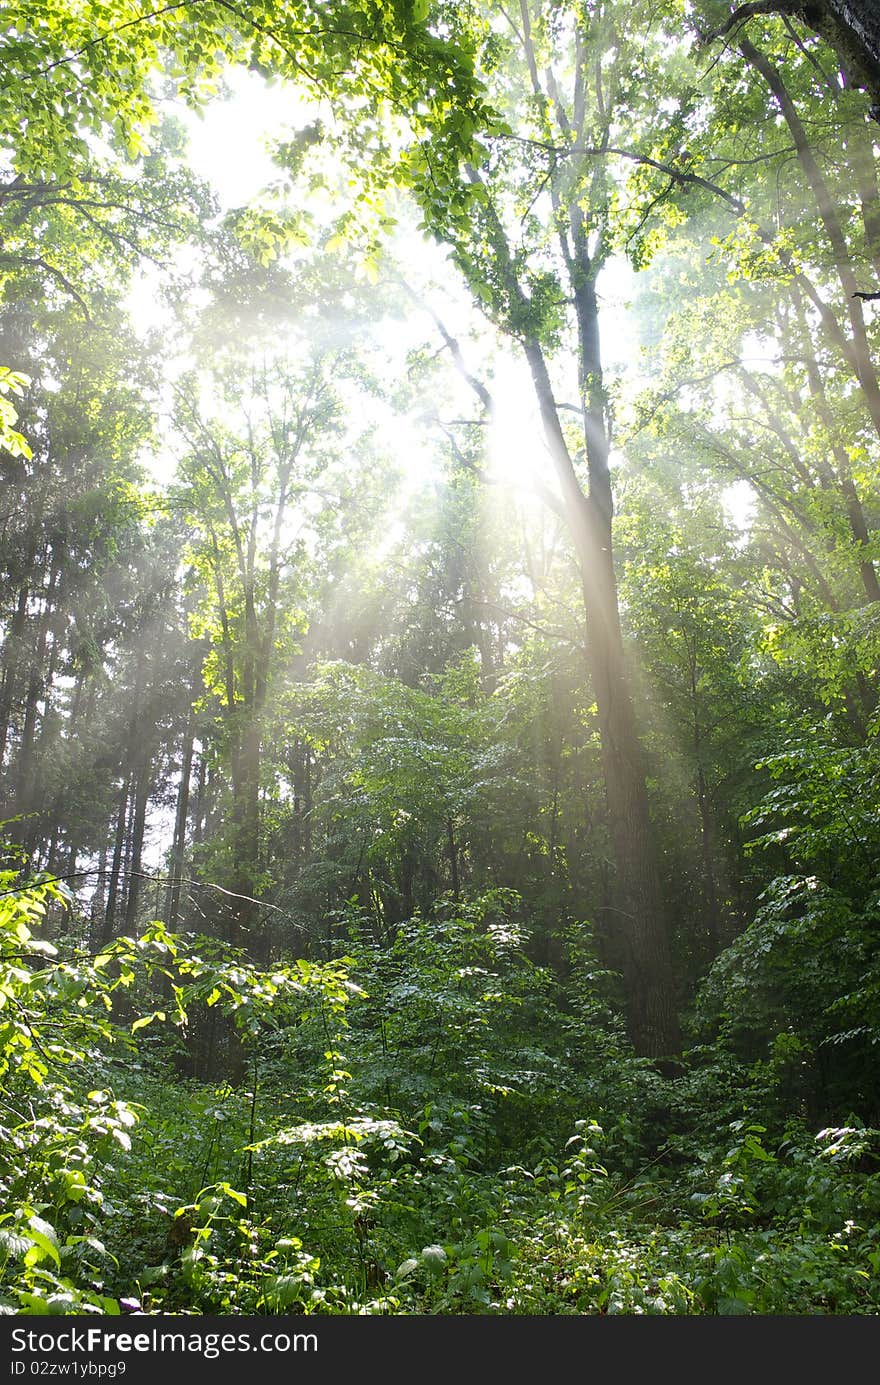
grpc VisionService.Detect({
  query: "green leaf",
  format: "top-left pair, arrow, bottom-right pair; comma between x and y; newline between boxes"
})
131,1011 -> 165,1033
216,1183 -> 248,1207
23,1231 -> 60,1270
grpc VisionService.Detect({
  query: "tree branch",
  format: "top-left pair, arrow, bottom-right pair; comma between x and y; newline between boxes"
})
495,135 -> 748,213
695,1 -> 800,46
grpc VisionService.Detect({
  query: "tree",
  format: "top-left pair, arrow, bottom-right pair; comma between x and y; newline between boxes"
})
389,0 -> 685,1055
171,290 -> 397,950
697,2 -> 880,113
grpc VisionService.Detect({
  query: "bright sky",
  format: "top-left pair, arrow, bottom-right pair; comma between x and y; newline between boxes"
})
127,64 -> 754,530
129,66 -> 549,500
180,68 -> 309,208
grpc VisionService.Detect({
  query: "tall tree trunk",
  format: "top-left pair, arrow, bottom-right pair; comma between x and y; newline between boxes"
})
24,594 -> 64,857
229,716 -> 261,950
123,753 -> 152,933
788,285 -> 880,603
457,143 -> 679,1053
99,646 -> 147,945
192,752 -> 207,846
520,333 -> 680,1058
849,119 -> 880,275
464,13 -> 682,1056
687,638 -> 724,952
808,0 -> 880,108
166,703 -> 196,929
17,551 -> 63,856
743,37 -> 880,463
446,818 -> 461,901
702,2 -> 880,112
0,571 -> 31,775
100,772 -> 131,947
89,842 -> 107,949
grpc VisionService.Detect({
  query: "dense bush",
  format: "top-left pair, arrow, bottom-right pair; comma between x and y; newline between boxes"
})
1,875 -> 878,1316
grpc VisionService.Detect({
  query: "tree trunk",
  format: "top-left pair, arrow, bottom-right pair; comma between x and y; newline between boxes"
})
89,842 -> 107,949
788,285 -> 880,602
458,142 -> 679,1054
229,716 -> 261,950
703,2 -> 880,111
523,340 -> 679,1056
583,558 -> 681,1054
0,571 -> 30,775
446,817 -> 461,901
123,753 -> 152,933
16,548 -> 61,840
192,752 -> 207,846
743,37 -> 880,460
808,1 -> 880,108
100,772 -> 131,947
166,705 -> 196,929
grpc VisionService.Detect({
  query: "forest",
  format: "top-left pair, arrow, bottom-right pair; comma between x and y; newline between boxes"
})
1,0 -> 879,1318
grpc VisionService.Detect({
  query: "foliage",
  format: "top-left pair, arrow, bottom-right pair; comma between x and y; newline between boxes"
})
0,368 -> 31,460
2,0 -> 880,1321
1,863 -> 879,1316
